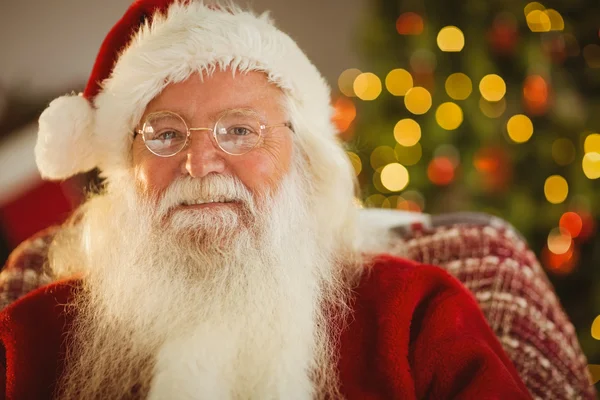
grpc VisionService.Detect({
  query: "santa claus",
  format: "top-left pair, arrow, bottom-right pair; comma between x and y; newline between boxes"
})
0,1 -> 532,399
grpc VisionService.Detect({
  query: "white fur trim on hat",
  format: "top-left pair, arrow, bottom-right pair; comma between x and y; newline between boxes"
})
35,94 -> 97,180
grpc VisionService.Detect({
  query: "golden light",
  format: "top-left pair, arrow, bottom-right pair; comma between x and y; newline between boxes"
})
396,12 -> 424,35
394,143 -> 422,166
547,227 -> 572,255
435,102 -> 464,130
479,74 -> 506,102
402,190 -> 426,211
545,9 -> 564,31
445,73 -> 472,100
526,10 -> 551,32
380,163 -> 410,192
479,97 -> 506,118
583,44 -> 600,68
365,194 -> 387,208
524,1 -> 545,16
544,175 -> 569,204
551,138 -> 575,166
346,151 -> 362,176
332,97 -> 356,133
593,316 -> 600,340
427,157 -> 455,186
404,87 -> 432,115
560,212 -> 583,238
507,114 -> 534,143
584,133 -> 600,154
354,72 -> 382,101
338,68 -> 362,97
385,69 -> 414,96
393,119 -> 421,146
582,152 -> 600,179
436,26 -> 465,52
370,145 -> 397,170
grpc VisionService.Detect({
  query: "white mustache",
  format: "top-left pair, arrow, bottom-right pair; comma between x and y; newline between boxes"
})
156,175 -> 256,216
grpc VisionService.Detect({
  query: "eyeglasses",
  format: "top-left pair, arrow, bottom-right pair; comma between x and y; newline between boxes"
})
135,109 -> 293,157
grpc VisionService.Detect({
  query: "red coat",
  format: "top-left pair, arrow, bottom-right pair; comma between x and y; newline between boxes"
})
0,255 -> 531,399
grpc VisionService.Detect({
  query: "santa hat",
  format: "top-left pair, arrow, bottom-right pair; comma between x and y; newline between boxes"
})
35,0 -> 335,180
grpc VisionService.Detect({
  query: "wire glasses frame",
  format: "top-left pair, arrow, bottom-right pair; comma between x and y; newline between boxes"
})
134,109 -> 293,157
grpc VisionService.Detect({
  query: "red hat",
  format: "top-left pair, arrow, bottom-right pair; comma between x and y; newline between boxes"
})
35,0 -> 334,181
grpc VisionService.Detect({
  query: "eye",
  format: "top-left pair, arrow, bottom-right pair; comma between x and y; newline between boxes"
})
227,126 -> 255,136
154,130 -> 185,141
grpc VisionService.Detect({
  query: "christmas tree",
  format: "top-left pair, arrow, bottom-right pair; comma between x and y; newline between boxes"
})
335,0 -> 600,381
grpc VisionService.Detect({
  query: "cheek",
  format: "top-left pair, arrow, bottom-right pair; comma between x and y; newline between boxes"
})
231,137 -> 293,195
132,142 -> 180,196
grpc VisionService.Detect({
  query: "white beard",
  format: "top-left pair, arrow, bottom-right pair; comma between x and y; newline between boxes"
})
51,162 -> 353,400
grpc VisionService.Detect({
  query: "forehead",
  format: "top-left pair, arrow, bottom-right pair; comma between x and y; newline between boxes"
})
143,70 -> 285,120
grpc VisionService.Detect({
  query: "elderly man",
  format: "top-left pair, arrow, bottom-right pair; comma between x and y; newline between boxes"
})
0,1 -> 532,399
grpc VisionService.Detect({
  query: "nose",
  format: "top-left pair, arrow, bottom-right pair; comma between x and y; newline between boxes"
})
183,130 -> 226,178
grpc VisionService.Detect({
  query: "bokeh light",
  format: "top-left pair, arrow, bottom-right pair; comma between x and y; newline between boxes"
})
437,26 -> 465,52
338,68 -> 362,97
507,114 -> 534,143
548,227 -> 572,255
393,119 -> 421,146
545,9 -> 565,31
592,316 -> 600,340
370,145 -> 396,170
380,163 -> 410,191
332,97 -> 356,133
346,151 -> 362,176
560,212 -> 583,238
385,69 -> 413,96
523,75 -> 549,115
404,87 -> 432,115
434,144 -> 461,167
552,138 -> 576,166
394,143 -> 422,166
583,45 -> 600,68
524,1 -> 545,16
396,12 -> 424,35
402,190 -> 426,211
479,97 -> 506,118
584,133 -> 600,153
445,73 -> 472,100
479,74 -> 507,102
354,72 -> 382,101
365,194 -> 387,208
544,175 -> 569,204
428,157 -> 455,185
542,244 -> 577,275
526,10 -> 551,32
582,152 -> 600,179
435,102 -> 464,130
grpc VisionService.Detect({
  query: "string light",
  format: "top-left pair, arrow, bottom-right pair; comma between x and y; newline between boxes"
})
370,145 -> 396,170
393,119 -> 421,146
394,143 -> 422,166
507,114 -> 534,143
582,152 -> 600,179
354,72 -> 382,101
338,68 -> 362,97
404,87 -> 432,115
445,73 -> 472,100
479,74 -> 506,102
560,212 -> 583,238
385,69 -> 413,96
524,2 -> 545,16
584,133 -> 600,153
544,175 -> 569,204
547,227 -> 572,255
435,102 -> 464,130
545,9 -> 564,31
479,97 -> 506,118
526,10 -> 551,32
437,26 -> 465,52
593,316 -> 600,340
380,163 -> 410,192
551,138 -> 575,166
396,12 -> 424,35
346,151 -> 362,176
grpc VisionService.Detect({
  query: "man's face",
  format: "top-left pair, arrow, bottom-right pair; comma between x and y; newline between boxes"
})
132,70 -> 294,206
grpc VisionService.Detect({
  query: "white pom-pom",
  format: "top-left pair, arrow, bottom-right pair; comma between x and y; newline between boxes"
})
35,94 -> 98,180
